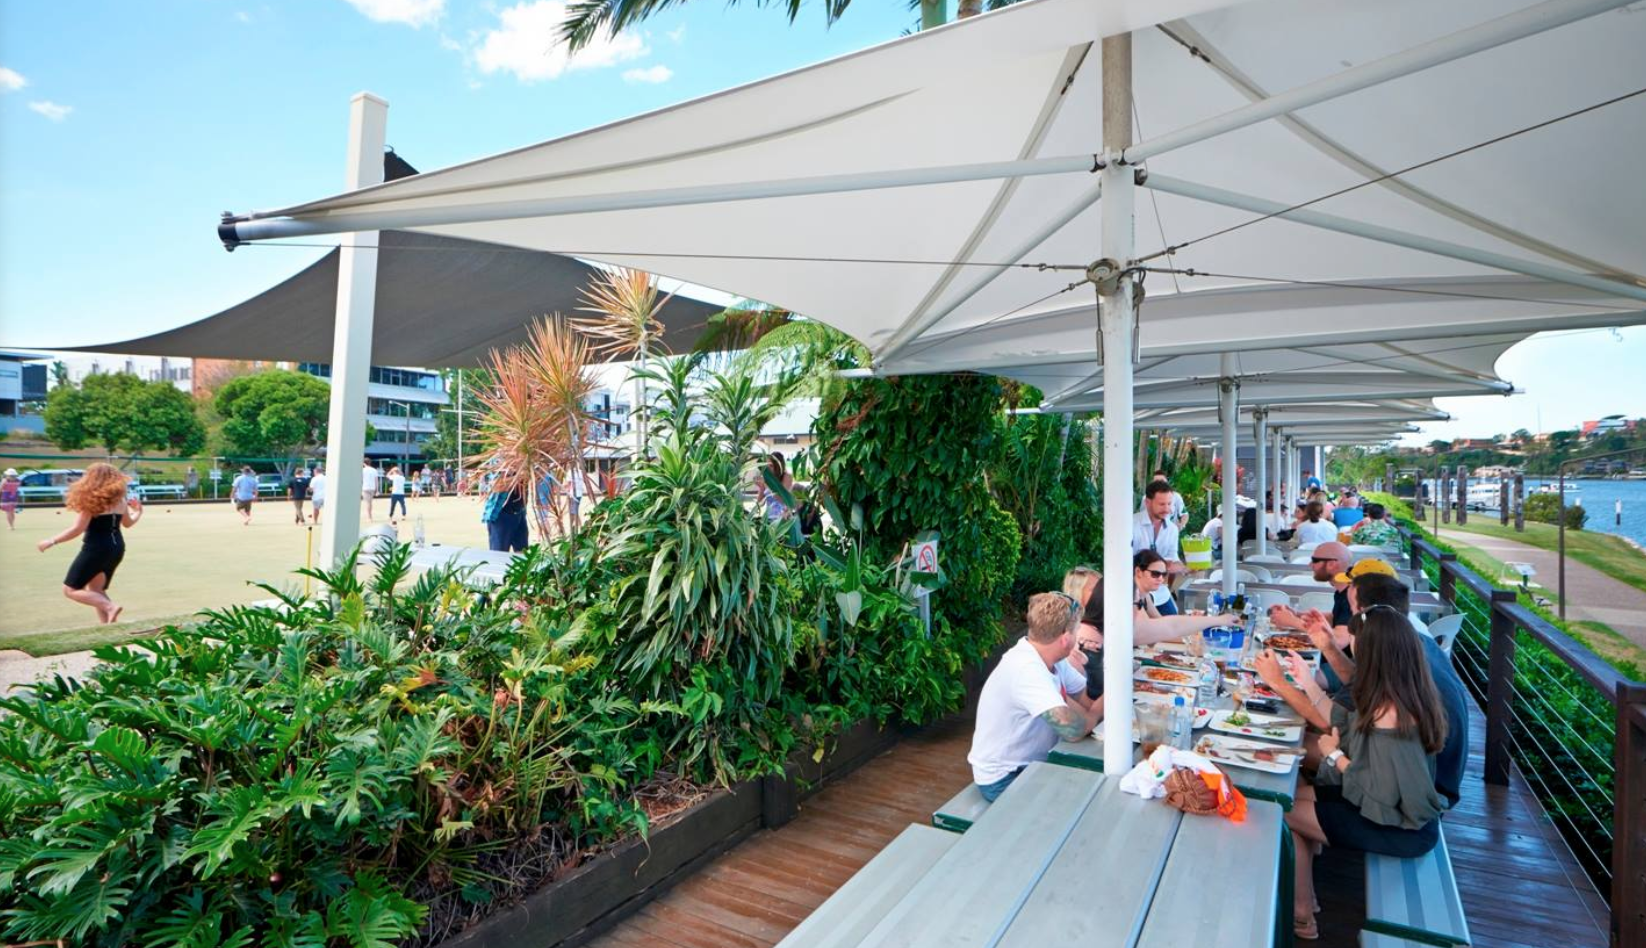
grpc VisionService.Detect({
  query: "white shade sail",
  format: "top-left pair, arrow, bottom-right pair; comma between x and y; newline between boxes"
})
1138,399 -> 1450,428
221,0 -> 1646,365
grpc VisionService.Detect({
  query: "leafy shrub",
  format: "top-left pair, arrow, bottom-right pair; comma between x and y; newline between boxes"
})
814,373 -> 1020,716
1525,492 -> 1587,529
571,358 -> 799,784
0,547 -> 658,946
992,411 -> 1102,603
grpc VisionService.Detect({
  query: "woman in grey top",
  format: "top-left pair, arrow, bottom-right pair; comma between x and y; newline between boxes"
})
1283,606 -> 1448,940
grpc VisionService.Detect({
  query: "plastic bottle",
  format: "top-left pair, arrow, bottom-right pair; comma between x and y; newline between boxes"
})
414,514 -> 426,548
1171,696 -> 1188,747
1198,657 -> 1220,708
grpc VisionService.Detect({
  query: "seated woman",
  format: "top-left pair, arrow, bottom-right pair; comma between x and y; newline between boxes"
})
1295,500 -> 1340,547
1284,606 -> 1448,940
1079,551 -> 1229,655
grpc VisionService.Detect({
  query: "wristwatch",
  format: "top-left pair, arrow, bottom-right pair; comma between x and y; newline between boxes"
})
1325,749 -> 1345,768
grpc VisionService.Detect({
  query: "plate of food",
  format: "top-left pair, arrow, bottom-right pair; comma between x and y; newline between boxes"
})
1193,706 -> 1213,729
1193,734 -> 1301,774
1135,666 -> 1197,686
1208,709 -> 1303,743
1133,680 -> 1197,703
1259,632 -> 1321,657
1138,651 -> 1200,672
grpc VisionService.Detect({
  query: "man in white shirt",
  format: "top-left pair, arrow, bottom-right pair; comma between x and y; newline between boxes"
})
968,592 -> 1105,801
310,467 -> 328,526
1132,480 -> 1186,615
360,463 -> 380,520
1147,470 -> 1188,529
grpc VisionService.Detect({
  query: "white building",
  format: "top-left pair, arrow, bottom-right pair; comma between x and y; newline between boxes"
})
297,362 -> 448,462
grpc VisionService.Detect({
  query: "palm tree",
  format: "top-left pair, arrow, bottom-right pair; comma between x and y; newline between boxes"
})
572,267 -> 672,448
559,0 -> 1019,55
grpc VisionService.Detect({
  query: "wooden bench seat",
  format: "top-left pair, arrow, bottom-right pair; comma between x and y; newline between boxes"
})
1361,930 -> 1437,947
775,823 -> 958,948
931,782 -> 989,832
1364,828 -> 1470,946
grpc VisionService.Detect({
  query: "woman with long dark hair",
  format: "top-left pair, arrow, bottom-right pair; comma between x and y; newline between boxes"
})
1283,606 -> 1448,939
36,463 -> 144,624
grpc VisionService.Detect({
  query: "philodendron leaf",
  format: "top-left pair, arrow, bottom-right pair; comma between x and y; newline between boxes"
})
835,590 -> 863,627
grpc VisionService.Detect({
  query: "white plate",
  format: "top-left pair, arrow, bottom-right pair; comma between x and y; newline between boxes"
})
1134,666 -> 1199,688
1193,734 -> 1300,774
1193,706 -> 1213,729
1208,709 -> 1303,743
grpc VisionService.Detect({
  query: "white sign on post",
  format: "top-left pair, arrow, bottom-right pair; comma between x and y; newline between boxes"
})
912,538 -> 939,576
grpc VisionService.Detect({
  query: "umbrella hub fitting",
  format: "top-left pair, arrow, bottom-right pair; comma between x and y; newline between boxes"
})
1086,258 -> 1125,295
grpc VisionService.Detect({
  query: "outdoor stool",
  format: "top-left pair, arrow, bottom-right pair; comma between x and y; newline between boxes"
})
776,823 -> 958,948
932,783 -> 990,833
1364,827 -> 1470,946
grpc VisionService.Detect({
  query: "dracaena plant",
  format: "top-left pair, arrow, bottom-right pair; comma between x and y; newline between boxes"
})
0,544 -> 661,947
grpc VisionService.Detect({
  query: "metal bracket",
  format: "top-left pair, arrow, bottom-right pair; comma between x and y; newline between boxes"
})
1086,258 -> 1124,295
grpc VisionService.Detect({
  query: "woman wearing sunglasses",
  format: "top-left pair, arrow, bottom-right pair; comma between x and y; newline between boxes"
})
1077,550 -> 1230,656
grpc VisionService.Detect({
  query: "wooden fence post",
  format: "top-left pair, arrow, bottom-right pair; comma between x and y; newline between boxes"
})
1441,469 -> 1452,524
1456,465 -> 1468,525
1500,474 -> 1510,525
1485,589 -> 1517,787
1514,473 -> 1525,532
1614,682 -> 1646,948
1438,552 -> 1458,608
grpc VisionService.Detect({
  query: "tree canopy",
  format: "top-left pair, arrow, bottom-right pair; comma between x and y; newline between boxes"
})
44,372 -> 206,456
214,369 -> 333,466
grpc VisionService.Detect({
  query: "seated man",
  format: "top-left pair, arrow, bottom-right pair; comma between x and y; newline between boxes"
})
968,592 -> 1105,801
1351,502 -> 1400,546
1268,541 -> 1354,630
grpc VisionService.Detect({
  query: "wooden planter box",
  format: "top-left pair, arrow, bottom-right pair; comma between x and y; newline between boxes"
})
439,639 -> 1010,948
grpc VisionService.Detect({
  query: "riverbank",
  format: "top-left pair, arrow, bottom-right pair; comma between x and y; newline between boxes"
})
1438,516 -> 1646,598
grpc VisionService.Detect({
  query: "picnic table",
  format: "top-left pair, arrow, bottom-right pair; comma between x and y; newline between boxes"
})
1251,559 -> 1424,584
1181,581 -> 1442,617
834,763 -> 1283,948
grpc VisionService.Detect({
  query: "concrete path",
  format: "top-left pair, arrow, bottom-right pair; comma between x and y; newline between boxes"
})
1441,530 -> 1646,649
0,648 -> 100,696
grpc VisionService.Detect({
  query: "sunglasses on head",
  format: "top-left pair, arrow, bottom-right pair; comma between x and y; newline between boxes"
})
1055,591 -> 1081,615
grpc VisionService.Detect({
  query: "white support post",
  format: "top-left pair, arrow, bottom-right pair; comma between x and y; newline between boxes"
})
1272,425 -> 1284,533
1253,408 -> 1268,557
1099,31 -> 1137,777
318,93 -> 388,568
1219,357 -> 1239,597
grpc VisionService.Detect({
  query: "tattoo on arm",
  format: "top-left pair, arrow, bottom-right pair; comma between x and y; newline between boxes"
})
1041,705 -> 1090,742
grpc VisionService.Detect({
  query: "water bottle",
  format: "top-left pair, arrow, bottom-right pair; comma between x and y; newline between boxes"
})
1171,696 -> 1189,748
414,514 -> 426,548
1198,658 -> 1220,707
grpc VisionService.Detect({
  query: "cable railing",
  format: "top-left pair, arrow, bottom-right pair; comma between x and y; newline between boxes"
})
1402,525 -> 1644,948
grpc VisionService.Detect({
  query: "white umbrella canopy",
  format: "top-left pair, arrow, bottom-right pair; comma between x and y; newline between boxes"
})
1137,399 -> 1449,430
223,0 -> 1646,355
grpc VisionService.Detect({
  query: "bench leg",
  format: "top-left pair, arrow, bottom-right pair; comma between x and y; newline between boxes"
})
1278,823 -> 1294,948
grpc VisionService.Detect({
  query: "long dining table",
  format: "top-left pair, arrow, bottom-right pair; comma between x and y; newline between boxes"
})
853,762 -> 1286,948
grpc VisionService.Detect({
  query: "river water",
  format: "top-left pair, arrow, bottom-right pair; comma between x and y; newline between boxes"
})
1422,477 -> 1646,549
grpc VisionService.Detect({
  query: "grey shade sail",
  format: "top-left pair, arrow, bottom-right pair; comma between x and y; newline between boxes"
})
63,230 -> 726,368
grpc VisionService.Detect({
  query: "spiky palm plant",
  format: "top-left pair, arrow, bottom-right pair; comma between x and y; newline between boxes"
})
471,315 -> 601,538
572,267 -> 672,448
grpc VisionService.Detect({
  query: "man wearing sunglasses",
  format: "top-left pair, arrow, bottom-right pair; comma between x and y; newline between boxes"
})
968,592 -> 1105,802
1268,541 -> 1354,636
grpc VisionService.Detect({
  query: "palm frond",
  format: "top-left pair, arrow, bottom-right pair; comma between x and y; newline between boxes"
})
571,267 -> 672,362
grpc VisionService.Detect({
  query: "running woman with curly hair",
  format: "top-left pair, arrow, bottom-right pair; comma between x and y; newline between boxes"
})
36,462 -> 143,624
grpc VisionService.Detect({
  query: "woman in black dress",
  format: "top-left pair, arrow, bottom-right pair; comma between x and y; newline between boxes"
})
36,462 -> 143,624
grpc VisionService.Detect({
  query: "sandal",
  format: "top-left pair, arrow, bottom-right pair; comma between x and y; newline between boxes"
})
1294,915 -> 1320,941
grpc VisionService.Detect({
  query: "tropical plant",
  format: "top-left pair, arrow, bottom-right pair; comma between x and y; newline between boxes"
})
573,267 -> 672,445
470,315 -> 601,535
0,546 -> 659,946
571,356 -> 799,783
1525,492 -> 1588,530
992,408 -> 1102,603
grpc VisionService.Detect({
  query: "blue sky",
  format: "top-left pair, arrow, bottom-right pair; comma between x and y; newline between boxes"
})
2,0 -> 1643,445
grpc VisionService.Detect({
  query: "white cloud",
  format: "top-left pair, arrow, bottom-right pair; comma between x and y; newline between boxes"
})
474,1 -> 647,82
667,25 -> 685,44
0,67 -> 25,93
623,64 -> 672,84
27,101 -> 72,122
341,0 -> 445,28
235,11 -> 253,23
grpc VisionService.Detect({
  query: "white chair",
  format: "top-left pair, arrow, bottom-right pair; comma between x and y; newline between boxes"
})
1248,588 -> 1291,612
1209,567 -> 1272,585
1289,544 -> 1322,564
1422,614 -> 1465,657
1407,612 -> 1430,636
1275,574 -> 1331,588
1239,540 -> 1259,555
1242,565 -> 1274,583
1297,591 -> 1336,614
1246,554 -> 1287,565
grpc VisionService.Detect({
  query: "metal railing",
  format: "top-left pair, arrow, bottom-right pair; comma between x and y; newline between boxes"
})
1402,526 -> 1644,948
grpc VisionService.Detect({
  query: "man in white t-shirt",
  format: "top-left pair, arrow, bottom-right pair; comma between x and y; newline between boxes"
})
968,592 -> 1105,801
309,467 -> 328,525
1132,480 -> 1186,615
360,463 -> 380,520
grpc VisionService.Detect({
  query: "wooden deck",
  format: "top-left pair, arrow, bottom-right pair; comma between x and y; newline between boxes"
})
586,693 -> 1610,948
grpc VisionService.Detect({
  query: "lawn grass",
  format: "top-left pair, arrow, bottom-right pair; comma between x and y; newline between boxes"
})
0,494 -> 491,656
1444,517 -> 1646,598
